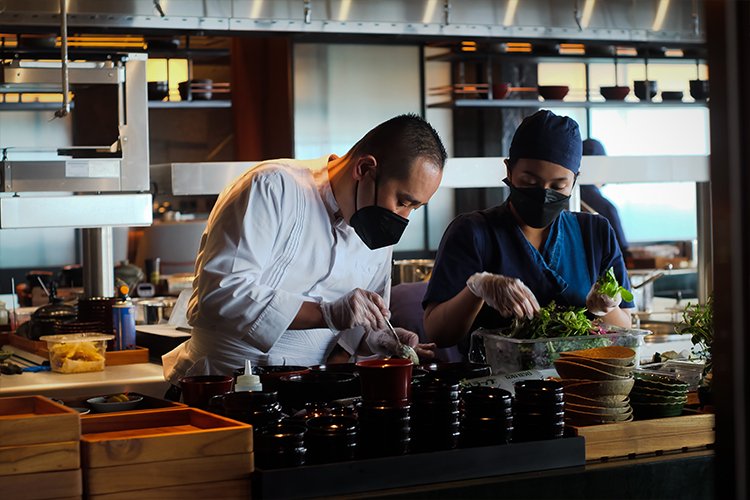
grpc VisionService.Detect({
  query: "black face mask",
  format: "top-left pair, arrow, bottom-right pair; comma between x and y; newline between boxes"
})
504,178 -> 571,229
350,178 -> 409,250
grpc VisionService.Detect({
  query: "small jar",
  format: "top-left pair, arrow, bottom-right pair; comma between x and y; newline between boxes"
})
0,301 -> 10,331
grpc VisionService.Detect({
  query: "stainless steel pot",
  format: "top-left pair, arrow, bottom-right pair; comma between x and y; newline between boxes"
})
392,259 -> 434,285
134,300 -> 165,325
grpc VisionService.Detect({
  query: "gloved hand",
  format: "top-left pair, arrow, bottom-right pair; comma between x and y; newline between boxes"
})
360,327 -> 437,361
321,288 -> 389,332
466,272 -> 540,319
586,282 -> 622,316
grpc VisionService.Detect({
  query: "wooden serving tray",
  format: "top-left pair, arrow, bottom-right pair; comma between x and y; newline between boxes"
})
0,396 -> 80,447
61,393 -> 185,418
0,440 -> 79,476
88,478 -> 252,500
81,408 -> 252,467
7,334 -> 150,365
3,468 -> 83,500
567,411 -> 715,461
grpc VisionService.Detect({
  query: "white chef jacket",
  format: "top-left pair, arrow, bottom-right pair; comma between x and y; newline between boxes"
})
162,155 -> 392,384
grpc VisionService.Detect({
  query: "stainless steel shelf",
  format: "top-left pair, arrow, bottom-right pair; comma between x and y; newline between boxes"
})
428,99 -> 709,109
0,102 -> 75,111
148,100 -> 231,109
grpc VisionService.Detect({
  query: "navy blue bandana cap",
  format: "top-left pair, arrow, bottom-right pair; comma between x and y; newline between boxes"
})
508,110 -> 583,174
583,138 -> 607,156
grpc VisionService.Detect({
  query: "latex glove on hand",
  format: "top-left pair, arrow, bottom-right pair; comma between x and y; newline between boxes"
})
585,282 -> 622,316
321,288 -> 389,332
466,272 -> 540,319
361,327 -> 437,362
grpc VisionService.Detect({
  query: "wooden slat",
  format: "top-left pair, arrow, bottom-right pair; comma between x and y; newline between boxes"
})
84,452 -> 254,495
0,440 -> 79,475
89,478 -> 252,500
569,413 -> 715,461
105,346 -> 149,366
3,469 -> 82,500
81,408 -> 252,467
0,396 -> 80,446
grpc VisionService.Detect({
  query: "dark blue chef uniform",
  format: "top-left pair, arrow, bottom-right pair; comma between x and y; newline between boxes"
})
423,203 -> 634,353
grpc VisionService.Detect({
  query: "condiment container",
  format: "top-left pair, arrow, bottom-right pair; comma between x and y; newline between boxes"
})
39,333 -> 114,373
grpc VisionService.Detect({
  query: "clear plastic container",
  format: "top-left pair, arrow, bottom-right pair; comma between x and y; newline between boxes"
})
469,328 -> 647,375
39,333 -> 114,374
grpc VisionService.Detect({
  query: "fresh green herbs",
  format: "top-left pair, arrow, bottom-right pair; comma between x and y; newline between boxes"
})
508,302 -> 595,339
676,296 -> 713,374
597,267 -> 634,302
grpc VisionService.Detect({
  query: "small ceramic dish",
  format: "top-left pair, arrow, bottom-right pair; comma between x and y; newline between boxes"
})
86,393 -> 144,413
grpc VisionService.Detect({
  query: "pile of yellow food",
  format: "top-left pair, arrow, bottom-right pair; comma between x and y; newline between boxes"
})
49,340 -> 106,373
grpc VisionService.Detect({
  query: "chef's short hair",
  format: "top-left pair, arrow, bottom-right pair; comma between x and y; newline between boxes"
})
349,114 -> 447,179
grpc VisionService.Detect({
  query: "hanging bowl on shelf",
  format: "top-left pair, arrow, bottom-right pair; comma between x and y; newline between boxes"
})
537,85 -> 569,100
600,86 -> 630,101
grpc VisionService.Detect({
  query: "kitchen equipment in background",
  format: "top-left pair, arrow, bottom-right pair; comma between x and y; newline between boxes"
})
630,268 -> 668,313
537,85 -> 569,100
177,79 -> 227,101
392,259 -> 434,285
661,91 -> 684,101
633,80 -> 658,101
78,297 -> 115,335
689,79 -> 710,100
147,81 -> 169,101
600,86 -> 630,101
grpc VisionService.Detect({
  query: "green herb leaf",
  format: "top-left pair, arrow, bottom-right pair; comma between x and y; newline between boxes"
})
596,267 -> 633,303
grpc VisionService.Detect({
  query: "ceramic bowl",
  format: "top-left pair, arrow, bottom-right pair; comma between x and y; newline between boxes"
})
568,357 -> 635,377
563,377 -> 635,398
554,359 -> 633,381
537,85 -> 570,100
86,394 -> 144,413
560,346 -> 636,366
600,86 -> 630,100
661,90 -> 684,101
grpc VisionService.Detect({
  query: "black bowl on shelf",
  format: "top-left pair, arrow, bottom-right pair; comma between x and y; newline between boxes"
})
661,91 -> 684,101
147,81 -> 169,101
633,80 -> 658,101
689,79 -> 710,100
537,85 -> 570,100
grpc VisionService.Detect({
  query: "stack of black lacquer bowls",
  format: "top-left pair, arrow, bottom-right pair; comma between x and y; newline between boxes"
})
410,376 -> 461,452
355,359 -> 413,457
304,415 -> 359,464
460,386 -> 514,447
254,421 -> 307,469
513,380 -> 566,442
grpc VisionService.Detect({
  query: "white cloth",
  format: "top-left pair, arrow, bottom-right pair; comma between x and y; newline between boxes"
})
162,156 -> 392,384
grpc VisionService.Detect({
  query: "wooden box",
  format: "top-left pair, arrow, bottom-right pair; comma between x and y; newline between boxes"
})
567,412 -> 715,462
3,468 -> 83,500
81,408 -> 253,496
0,395 -> 80,447
61,393 -> 185,418
0,396 -> 83,498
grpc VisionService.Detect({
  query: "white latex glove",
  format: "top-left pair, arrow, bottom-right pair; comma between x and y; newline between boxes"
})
466,272 -> 540,319
585,282 -> 622,316
361,326 -> 437,361
320,288 -> 389,332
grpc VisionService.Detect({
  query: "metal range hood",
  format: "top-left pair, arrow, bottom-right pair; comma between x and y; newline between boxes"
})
0,0 -> 704,44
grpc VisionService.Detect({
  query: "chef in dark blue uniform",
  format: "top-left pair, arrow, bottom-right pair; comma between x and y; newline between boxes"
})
423,110 -> 634,351
580,138 -> 629,257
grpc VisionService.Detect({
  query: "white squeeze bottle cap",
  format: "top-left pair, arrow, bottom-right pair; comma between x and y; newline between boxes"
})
235,359 -> 263,392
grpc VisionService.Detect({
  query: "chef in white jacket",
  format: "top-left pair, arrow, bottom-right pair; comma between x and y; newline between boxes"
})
163,114 -> 447,383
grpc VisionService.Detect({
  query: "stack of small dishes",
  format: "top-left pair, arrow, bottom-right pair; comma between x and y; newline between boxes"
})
630,372 -> 689,419
410,376 -> 461,452
554,346 -> 636,426
512,380 -> 565,441
460,386 -> 513,447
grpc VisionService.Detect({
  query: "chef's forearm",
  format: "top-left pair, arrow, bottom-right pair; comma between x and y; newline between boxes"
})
423,287 -> 484,347
288,301 -> 327,330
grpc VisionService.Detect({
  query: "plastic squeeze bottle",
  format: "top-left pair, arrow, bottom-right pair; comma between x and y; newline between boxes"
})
235,359 -> 263,392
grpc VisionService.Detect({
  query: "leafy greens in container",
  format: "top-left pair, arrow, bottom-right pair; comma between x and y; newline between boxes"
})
469,302 -> 643,374
597,267 -> 634,302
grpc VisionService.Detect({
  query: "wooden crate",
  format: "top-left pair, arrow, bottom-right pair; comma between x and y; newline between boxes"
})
81,408 -> 253,496
7,334 -> 149,365
0,440 -> 80,476
89,478 -> 252,500
568,412 -> 715,462
3,468 -> 83,499
0,395 -> 80,446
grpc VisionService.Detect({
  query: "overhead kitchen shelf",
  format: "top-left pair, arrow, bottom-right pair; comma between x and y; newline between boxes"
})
429,99 -> 709,109
425,52 -> 707,65
148,100 -> 231,109
0,102 -> 76,111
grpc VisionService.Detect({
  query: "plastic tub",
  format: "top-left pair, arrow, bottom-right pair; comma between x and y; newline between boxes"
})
39,333 -> 113,374
469,328 -> 647,375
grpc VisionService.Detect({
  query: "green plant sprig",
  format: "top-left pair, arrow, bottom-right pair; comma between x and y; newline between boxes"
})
597,267 -> 634,302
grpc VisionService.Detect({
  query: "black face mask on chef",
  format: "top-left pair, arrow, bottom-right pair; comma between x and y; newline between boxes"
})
504,177 -> 572,229
350,175 -> 409,250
